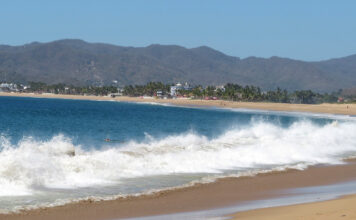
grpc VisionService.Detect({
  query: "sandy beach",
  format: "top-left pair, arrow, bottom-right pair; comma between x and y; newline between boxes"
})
0,162 -> 355,220
1,92 -> 356,115
231,194 -> 356,220
2,1 -> 356,220
1,92 -> 356,220
0,161 -> 356,220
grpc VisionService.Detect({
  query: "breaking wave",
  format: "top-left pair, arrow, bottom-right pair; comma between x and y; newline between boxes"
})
1,119 -> 355,199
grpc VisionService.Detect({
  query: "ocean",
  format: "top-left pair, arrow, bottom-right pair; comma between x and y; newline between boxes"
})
0,96 -> 355,213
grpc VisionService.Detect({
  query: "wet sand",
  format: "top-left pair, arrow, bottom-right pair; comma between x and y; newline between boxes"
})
1,162 -> 356,220
231,194 -> 356,220
1,92 -> 355,115
1,92 -> 356,219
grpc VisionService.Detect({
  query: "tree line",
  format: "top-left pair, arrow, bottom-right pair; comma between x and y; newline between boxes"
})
177,83 -> 338,104
123,82 -> 170,97
25,82 -> 118,96
123,82 -> 340,104
10,81 -> 346,104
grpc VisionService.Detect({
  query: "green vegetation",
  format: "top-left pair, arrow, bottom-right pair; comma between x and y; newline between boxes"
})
7,81 -> 353,104
177,84 -> 341,104
26,82 -> 118,96
1,40 -> 356,92
123,82 -> 170,97
122,82 -> 340,104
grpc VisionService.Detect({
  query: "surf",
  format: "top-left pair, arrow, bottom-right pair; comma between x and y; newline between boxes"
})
1,120 -> 355,199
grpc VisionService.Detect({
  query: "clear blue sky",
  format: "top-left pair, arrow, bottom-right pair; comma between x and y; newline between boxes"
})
1,0 -> 355,61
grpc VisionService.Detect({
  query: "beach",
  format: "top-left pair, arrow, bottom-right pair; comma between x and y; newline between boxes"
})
1,92 -> 356,115
231,194 -> 356,220
1,161 -> 356,220
2,0 -> 356,219
0,92 -> 356,220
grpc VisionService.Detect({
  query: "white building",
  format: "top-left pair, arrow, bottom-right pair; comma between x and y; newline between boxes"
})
183,82 -> 191,91
0,83 -> 18,92
170,82 -> 192,97
156,90 -> 163,97
215,85 -> 225,92
170,83 -> 183,96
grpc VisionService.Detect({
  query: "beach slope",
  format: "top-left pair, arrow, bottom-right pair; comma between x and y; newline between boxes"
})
231,194 -> 356,220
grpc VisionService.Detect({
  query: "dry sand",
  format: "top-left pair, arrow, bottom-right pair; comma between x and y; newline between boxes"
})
1,92 -> 356,115
1,92 -> 356,220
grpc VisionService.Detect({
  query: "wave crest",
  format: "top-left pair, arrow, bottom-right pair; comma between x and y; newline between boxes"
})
0,120 -> 355,197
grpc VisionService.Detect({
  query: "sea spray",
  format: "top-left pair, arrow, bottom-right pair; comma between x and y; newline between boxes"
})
1,97 -> 356,212
0,120 -> 355,199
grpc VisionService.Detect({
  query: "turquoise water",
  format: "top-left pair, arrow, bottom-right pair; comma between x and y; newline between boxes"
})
0,96 -> 355,212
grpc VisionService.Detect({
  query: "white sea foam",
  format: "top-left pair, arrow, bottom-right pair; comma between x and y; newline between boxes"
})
133,101 -> 175,107
227,107 -> 356,121
0,120 -> 355,201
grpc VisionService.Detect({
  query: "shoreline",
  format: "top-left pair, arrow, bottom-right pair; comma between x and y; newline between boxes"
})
1,92 -> 356,219
1,162 -> 356,220
1,92 -> 356,115
230,194 -> 356,220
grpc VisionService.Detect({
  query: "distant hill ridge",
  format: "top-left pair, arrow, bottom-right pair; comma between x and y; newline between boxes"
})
0,39 -> 356,92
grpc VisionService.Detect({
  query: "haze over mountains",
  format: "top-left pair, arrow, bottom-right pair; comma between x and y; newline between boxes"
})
0,39 -> 355,92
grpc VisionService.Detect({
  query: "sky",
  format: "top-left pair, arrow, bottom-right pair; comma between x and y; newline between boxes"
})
1,0 -> 356,61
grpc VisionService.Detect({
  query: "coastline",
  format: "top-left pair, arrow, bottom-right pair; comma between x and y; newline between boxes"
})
1,92 -> 356,220
1,162 -> 356,220
1,92 -> 355,115
230,194 -> 356,220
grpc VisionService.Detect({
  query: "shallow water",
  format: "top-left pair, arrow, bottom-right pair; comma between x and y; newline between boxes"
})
0,96 -> 356,212
128,180 -> 356,220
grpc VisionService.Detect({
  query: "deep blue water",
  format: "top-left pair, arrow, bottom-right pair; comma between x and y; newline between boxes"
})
1,96 -> 356,212
0,96 -> 324,148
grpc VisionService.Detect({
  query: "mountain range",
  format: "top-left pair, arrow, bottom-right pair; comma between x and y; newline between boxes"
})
0,39 -> 355,92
